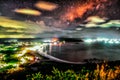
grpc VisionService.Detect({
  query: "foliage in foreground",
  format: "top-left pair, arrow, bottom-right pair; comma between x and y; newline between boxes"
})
26,64 -> 120,80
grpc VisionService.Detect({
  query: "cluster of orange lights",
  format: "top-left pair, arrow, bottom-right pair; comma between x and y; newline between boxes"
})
51,37 -> 65,46
51,37 -> 59,42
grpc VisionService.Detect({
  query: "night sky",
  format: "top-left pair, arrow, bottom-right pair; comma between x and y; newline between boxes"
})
0,0 -> 67,21
0,0 -> 120,21
0,0 -> 120,38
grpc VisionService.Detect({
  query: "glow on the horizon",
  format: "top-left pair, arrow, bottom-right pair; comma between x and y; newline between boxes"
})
0,16 -> 46,38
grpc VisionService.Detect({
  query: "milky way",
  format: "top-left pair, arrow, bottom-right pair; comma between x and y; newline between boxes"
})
0,0 -> 120,28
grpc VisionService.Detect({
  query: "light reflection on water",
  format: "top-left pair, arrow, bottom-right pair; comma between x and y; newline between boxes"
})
50,42 -> 120,62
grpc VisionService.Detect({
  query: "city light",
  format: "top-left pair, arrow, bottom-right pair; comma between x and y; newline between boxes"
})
20,58 -> 27,64
84,38 -> 120,44
84,39 -> 94,43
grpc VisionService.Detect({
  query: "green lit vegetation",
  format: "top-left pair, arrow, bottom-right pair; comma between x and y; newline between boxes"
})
0,45 -> 19,72
0,42 -> 39,73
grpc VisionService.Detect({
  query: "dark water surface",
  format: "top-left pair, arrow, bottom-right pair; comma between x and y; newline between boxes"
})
50,42 -> 120,62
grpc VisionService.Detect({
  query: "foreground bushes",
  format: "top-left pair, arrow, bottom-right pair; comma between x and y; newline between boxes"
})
26,64 -> 120,80
26,67 -> 89,80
